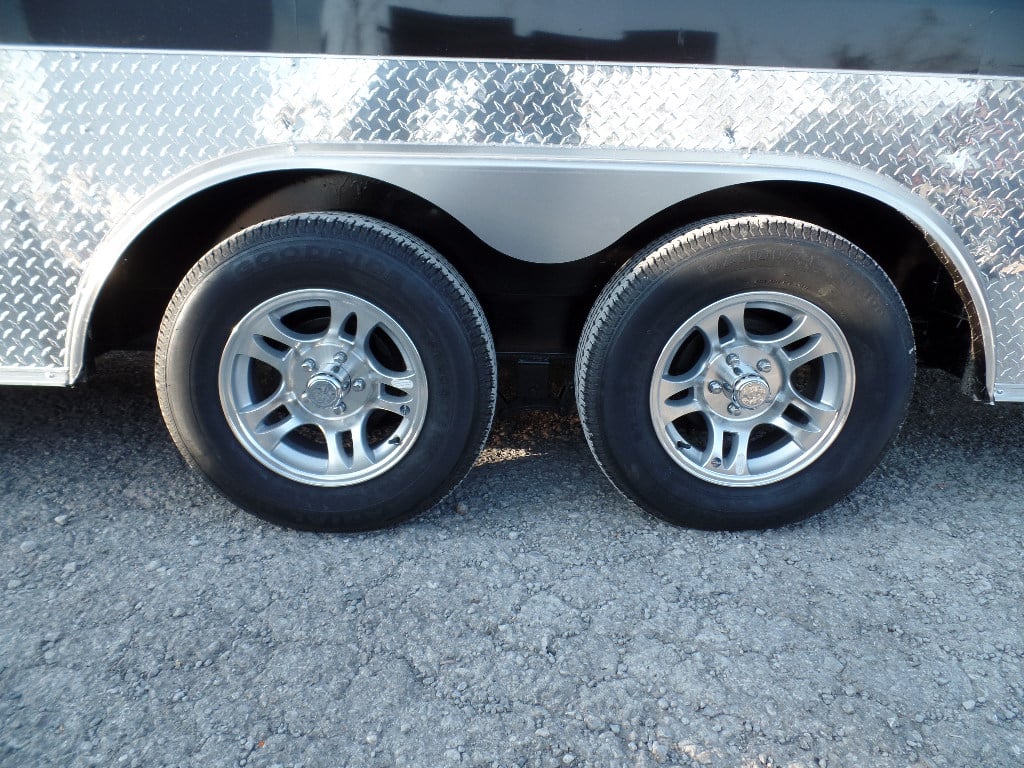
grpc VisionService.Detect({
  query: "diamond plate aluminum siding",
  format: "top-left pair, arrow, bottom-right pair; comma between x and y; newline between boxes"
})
1,50 -> 1022,386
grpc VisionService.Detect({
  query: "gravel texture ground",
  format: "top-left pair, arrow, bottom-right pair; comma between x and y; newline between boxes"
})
1,352 -> 1021,768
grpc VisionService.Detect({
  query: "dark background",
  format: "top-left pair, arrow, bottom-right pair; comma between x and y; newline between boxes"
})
2,0 -> 1022,75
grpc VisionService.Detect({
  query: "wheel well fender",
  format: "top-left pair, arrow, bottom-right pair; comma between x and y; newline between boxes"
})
74,147 -> 992,394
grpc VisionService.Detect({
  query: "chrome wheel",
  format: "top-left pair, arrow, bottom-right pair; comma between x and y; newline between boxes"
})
649,291 -> 854,486
219,289 -> 427,486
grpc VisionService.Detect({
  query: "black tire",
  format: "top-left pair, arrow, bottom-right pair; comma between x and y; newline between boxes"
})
575,215 -> 915,530
155,213 -> 496,531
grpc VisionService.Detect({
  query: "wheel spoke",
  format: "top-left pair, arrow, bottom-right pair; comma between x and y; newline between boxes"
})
323,426 -> 348,474
783,333 -> 838,370
700,416 -> 726,470
250,314 -> 311,350
350,304 -> 391,353
375,389 -> 414,415
238,335 -> 289,371
358,324 -> 414,381
657,370 -> 704,401
349,413 -> 376,471
769,413 -> 822,450
693,315 -> 719,350
754,311 -> 812,346
694,302 -> 749,350
787,390 -> 839,431
252,412 -> 304,451
723,426 -> 753,476
719,302 -> 749,345
365,352 -> 415,382
236,387 -> 288,431
658,392 -> 701,423
385,375 -> 417,391
757,313 -> 838,370
326,296 -> 355,341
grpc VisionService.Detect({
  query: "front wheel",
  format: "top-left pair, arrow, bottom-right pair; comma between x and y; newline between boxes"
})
156,213 -> 496,531
575,215 -> 915,530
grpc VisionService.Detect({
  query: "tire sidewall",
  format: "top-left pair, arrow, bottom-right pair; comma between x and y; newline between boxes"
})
162,224 -> 487,529
594,233 -> 913,528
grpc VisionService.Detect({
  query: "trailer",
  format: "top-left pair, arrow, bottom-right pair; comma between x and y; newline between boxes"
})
1,1 -> 1022,530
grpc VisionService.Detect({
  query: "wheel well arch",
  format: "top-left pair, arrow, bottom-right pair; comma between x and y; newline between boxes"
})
82,167 -> 988,396
597,180 -> 986,394
83,168 -> 503,362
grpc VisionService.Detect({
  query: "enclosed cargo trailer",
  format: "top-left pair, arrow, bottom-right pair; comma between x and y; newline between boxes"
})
1,1 -> 1022,530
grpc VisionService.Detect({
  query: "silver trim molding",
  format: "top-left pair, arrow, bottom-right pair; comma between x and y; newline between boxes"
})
0,367 -> 68,386
992,384 -> 1024,403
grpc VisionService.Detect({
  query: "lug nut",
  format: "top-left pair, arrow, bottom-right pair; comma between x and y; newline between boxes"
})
301,358 -> 317,372
727,403 -> 741,415
707,380 -> 724,395
333,351 -> 347,364
726,353 -> 740,366
757,359 -> 772,373
334,401 -> 347,414
351,378 -> 366,392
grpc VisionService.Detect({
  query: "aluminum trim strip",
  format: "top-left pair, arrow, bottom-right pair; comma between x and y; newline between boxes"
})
0,367 -> 69,386
992,384 -> 1024,402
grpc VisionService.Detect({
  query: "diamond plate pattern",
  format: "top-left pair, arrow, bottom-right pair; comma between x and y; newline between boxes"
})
0,51 -> 1022,384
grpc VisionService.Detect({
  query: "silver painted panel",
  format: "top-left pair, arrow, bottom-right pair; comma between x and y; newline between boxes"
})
0,49 -> 1022,393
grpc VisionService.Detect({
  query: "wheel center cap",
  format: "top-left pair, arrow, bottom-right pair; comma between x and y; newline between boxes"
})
305,372 -> 351,409
734,375 -> 772,410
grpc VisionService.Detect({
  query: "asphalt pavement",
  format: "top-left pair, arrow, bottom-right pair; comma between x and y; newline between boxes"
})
1,352 -> 1021,768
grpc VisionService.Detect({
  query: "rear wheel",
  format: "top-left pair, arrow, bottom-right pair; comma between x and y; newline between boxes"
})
156,213 -> 496,531
575,215 -> 915,530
